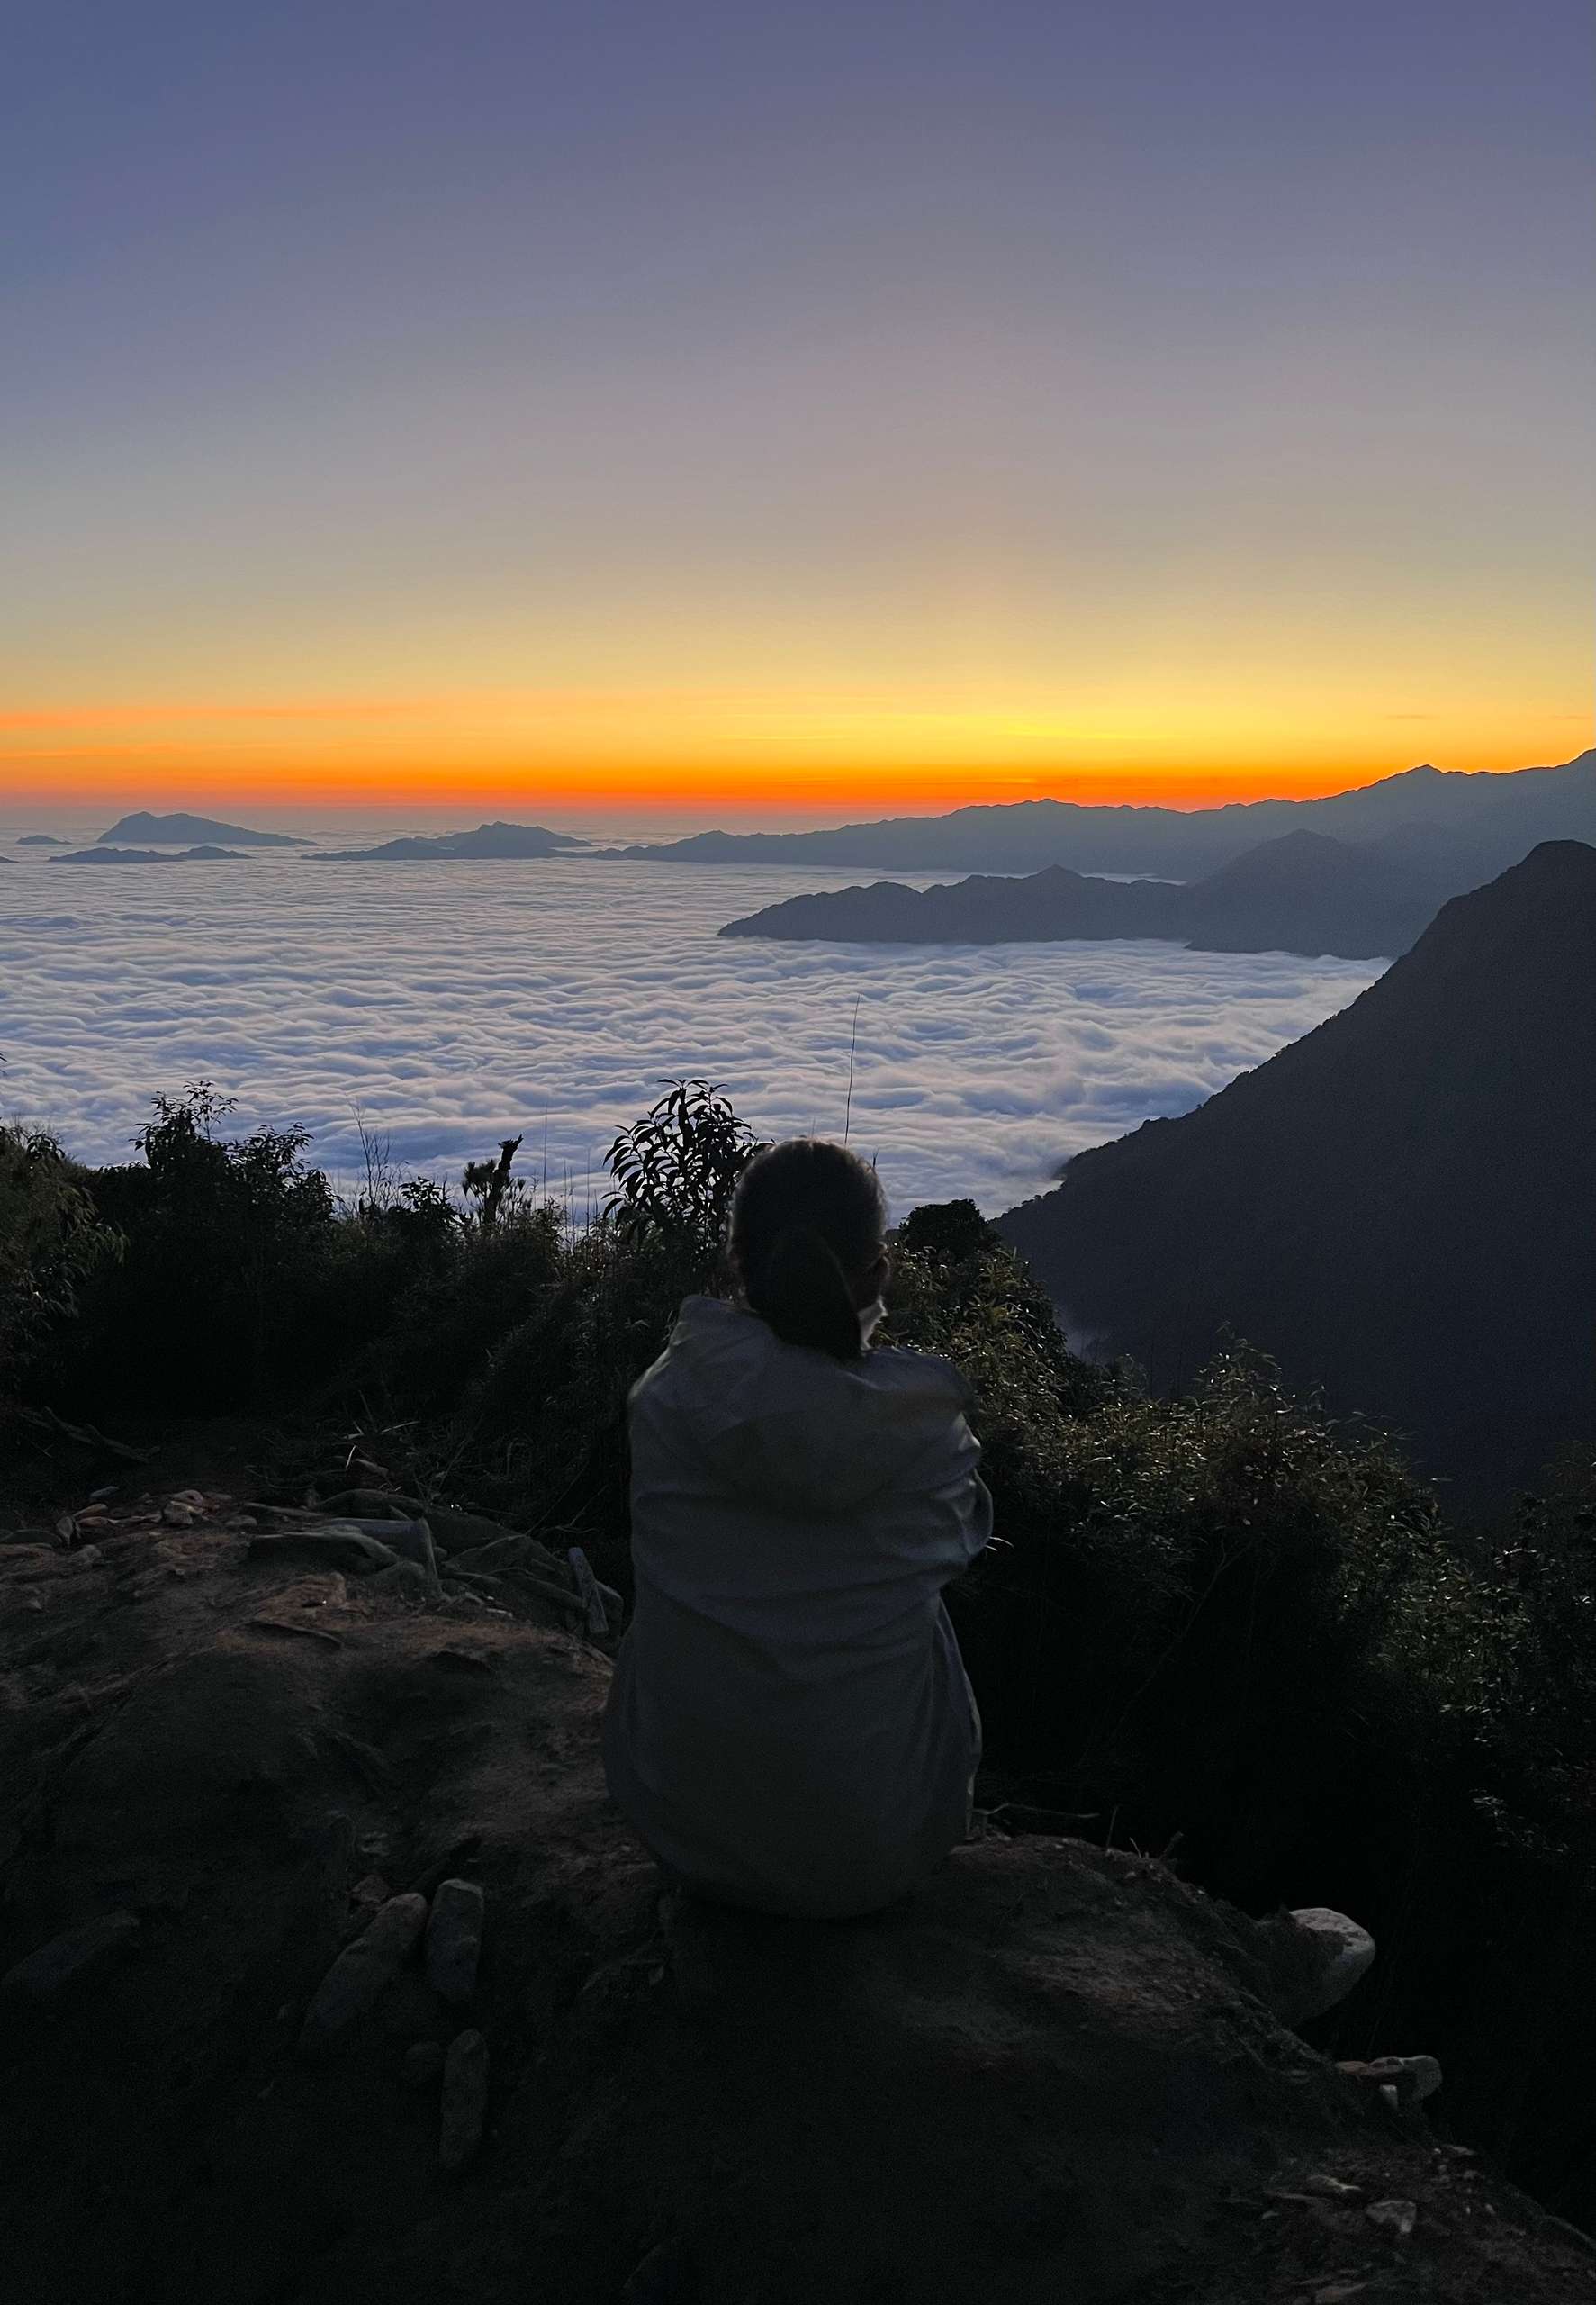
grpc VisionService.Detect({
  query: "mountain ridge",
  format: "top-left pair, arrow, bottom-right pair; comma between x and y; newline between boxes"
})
311,819 -> 588,861
998,839 -> 1596,1496
51,845 -> 245,864
606,750 -> 1595,875
721,825 -> 1465,961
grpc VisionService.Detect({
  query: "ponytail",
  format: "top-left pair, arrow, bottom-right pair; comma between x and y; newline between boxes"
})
729,1138 -> 888,1363
748,1222 -> 865,1360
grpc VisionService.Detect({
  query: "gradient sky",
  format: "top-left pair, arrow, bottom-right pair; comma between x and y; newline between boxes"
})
4,0 -> 1591,820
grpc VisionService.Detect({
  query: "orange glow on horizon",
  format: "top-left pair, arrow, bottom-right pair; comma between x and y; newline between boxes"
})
2,689 -> 1587,819
0,760 -> 1480,816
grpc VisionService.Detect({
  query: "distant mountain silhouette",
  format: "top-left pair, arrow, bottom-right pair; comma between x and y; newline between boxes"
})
998,842 -> 1596,1497
17,832 -> 67,845
721,827 -> 1461,960
52,845 -> 245,863
609,751 -> 1594,875
311,821 -> 588,861
97,812 -> 310,847
725,865 -> 1173,944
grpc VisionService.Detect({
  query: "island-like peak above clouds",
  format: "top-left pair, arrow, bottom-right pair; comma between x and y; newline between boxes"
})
311,820 -> 589,860
52,845 -> 246,863
96,811 -> 311,847
608,750 -> 1596,878
999,838 -> 1596,1500
16,832 -> 68,845
721,827 -> 1465,963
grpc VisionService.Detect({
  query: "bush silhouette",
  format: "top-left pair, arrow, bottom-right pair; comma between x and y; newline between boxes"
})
56,1084 -> 337,1408
0,1123 -> 118,1383
604,1077 -> 767,1270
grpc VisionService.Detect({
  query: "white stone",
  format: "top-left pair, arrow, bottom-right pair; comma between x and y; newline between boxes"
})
1389,2052 -> 1442,2101
1286,1905 -> 1375,2020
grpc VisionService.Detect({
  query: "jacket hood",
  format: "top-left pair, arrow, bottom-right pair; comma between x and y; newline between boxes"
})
630,1296 -> 974,1515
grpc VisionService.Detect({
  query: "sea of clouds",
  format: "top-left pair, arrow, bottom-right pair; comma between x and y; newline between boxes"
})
0,851 -> 1383,1216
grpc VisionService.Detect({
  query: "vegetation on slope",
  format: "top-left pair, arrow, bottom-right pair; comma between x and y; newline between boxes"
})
2,1081 -> 1594,2221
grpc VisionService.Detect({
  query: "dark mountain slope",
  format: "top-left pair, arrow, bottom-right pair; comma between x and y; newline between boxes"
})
722,827 -> 1458,960
999,843 -> 1596,1496
615,749 -> 1594,875
1170,828 -> 1456,956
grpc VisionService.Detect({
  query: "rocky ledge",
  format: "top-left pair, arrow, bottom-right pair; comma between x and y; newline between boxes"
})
2,1488 -> 1592,2304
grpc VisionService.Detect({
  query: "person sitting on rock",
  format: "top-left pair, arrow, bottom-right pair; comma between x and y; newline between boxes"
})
603,1137 -> 991,1919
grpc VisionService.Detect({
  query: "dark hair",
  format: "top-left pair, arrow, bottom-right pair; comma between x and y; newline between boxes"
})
729,1139 -> 887,1361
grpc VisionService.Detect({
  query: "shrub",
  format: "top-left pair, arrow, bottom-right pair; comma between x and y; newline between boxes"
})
888,1206 -> 1442,1881
57,1084 -> 338,1409
0,1125 -> 118,1382
365,1198 -> 567,1420
1484,1460 -> 1596,1853
604,1078 -> 767,1270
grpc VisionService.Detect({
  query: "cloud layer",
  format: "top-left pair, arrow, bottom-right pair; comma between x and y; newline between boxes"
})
0,854 -> 1382,1216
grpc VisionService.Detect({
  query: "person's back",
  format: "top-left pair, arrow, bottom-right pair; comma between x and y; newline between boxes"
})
602,1140 -> 990,1919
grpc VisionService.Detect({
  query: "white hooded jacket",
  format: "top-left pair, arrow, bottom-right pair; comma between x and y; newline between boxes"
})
602,1295 -> 990,1917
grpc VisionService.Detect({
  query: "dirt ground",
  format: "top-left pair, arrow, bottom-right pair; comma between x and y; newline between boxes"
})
3,1447 -> 1593,2305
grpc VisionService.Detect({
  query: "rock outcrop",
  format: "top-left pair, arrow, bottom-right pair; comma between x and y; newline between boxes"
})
2,1490 -> 1591,2303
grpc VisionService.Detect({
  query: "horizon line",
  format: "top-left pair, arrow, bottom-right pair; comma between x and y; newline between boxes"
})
5,743 -> 1591,831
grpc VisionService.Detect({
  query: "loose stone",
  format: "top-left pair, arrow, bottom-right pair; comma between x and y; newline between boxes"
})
1,1912 -> 140,2006
1283,1906 -> 1376,2022
350,1871 -> 392,1914
426,1878 -> 484,2005
438,2028 -> 489,2172
365,1558 -> 429,1596
1336,2053 -> 1443,2104
567,1544 -> 610,1634
297,1892 -> 428,2057
1390,2053 -> 1442,2102
333,1517 -> 439,1586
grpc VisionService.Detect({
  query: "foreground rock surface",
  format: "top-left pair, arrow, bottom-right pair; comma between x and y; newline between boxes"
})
1,1490 -> 1591,2304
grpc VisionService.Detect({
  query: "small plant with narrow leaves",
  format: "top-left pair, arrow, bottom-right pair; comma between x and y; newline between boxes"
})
603,1078 -> 768,1274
